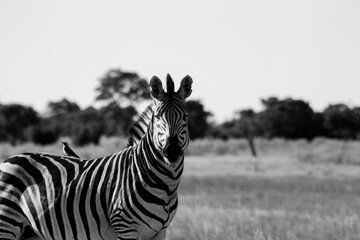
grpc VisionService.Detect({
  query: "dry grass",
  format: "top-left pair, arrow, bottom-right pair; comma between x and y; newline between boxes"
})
168,154 -> 360,240
168,175 -> 360,240
188,138 -> 360,165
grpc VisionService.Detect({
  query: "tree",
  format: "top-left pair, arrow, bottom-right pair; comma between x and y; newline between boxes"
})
29,119 -> 60,145
208,120 -> 241,140
69,107 -> 104,146
322,104 -> 358,139
0,104 -> 40,144
44,99 -> 81,138
353,107 -> 360,138
259,97 -> 317,140
99,103 -> 137,137
186,100 -> 212,139
47,98 -> 81,116
237,109 -> 257,156
95,69 -> 151,107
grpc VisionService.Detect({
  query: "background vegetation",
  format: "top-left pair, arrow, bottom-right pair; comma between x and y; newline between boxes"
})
1,68 -> 360,146
1,68 -> 360,239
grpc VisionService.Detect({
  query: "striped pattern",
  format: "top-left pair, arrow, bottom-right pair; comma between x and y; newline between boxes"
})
128,103 -> 154,147
0,152 -> 119,240
0,75 -> 192,240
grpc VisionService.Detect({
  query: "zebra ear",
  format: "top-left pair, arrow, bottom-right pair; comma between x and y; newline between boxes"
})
150,76 -> 165,101
177,75 -> 193,99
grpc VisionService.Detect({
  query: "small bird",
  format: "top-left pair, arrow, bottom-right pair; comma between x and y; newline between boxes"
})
61,142 -> 80,158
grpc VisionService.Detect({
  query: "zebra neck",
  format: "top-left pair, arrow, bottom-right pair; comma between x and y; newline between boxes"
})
134,133 -> 184,193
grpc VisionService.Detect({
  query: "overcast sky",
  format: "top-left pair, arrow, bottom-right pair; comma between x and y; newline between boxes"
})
0,0 -> 359,122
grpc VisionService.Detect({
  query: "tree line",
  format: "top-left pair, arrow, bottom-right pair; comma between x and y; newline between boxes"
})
0,69 -> 209,146
212,97 -> 360,141
1,69 -> 359,146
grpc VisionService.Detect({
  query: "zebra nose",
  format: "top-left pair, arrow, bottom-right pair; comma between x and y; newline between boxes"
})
164,136 -> 181,161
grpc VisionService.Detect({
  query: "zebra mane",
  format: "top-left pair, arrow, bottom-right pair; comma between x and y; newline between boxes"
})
127,103 -> 155,146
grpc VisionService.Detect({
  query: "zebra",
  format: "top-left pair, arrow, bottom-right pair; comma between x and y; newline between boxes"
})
0,74 -> 193,240
128,103 -> 155,147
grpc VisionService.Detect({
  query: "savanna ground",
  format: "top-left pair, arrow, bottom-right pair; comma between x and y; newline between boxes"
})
1,138 -> 360,240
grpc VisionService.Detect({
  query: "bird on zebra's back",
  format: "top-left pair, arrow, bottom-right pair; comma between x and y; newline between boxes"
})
0,74 -> 193,240
61,141 -> 80,158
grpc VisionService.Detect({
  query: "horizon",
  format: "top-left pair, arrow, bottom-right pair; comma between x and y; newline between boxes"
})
1,1 -> 360,122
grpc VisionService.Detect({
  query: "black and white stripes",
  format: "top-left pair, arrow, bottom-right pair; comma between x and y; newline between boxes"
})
0,74 -> 192,240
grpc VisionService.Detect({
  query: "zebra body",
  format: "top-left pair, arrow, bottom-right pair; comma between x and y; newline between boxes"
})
0,75 -> 192,240
0,152 -> 118,240
0,143 -> 178,239
128,103 -> 155,147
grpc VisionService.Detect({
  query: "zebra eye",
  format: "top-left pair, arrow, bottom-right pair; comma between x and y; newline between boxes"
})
182,114 -> 188,121
155,114 -> 161,120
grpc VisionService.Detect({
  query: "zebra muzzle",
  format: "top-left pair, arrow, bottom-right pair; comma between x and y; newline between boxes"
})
164,136 -> 182,162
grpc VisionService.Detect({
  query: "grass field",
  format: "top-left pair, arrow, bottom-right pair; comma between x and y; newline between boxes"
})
167,155 -> 360,240
1,138 -> 360,239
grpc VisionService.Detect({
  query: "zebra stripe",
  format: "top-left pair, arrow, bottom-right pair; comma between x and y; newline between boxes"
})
128,103 -> 154,147
0,74 -> 192,240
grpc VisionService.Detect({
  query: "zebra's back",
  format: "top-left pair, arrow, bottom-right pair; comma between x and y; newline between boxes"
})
0,152 -> 117,240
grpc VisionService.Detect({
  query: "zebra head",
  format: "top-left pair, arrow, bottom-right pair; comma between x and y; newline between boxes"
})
149,74 -> 193,166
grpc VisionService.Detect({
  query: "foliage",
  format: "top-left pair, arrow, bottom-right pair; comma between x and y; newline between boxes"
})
47,98 -> 80,116
322,104 -> 359,139
29,119 -> 60,145
1,66 -> 360,144
208,120 -> 242,140
186,100 -> 212,139
95,69 -> 151,107
210,97 -> 360,141
258,97 -> 319,140
0,104 -> 40,144
66,107 -> 104,146
237,109 -> 257,136
221,109 -> 262,139
99,103 -> 137,137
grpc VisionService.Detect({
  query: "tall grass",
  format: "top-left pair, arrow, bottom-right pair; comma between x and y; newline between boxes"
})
167,176 -> 360,240
188,138 -> 310,156
295,138 -> 360,165
187,138 -> 360,165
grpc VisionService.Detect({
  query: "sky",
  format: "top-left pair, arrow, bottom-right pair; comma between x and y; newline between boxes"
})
0,0 -> 360,122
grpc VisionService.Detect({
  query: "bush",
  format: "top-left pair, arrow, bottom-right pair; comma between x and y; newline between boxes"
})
0,104 -> 40,144
67,108 -> 104,146
71,123 -> 103,146
30,126 -> 59,145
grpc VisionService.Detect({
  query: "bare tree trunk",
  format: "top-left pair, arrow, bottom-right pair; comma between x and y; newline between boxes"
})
247,134 -> 257,157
